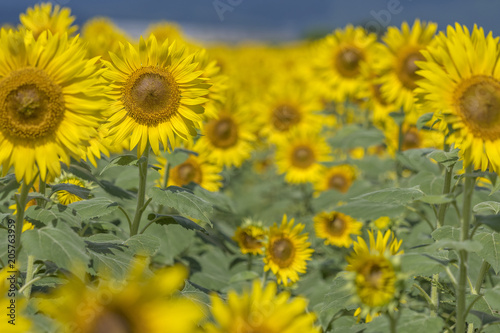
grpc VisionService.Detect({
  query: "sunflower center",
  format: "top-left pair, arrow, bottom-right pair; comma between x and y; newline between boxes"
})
270,238 -> 295,268
173,160 -> 202,185
328,174 -> 347,192
241,232 -> 262,250
398,51 -> 425,90
123,66 -> 180,126
92,310 -> 132,333
456,76 -> 500,140
291,146 -> 315,169
373,84 -> 389,106
327,216 -> 346,236
272,104 -> 301,131
366,264 -> 383,288
335,47 -> 363,78
0,67 -> 64,143
402,129 -> 421,150
206,116 -> 239,148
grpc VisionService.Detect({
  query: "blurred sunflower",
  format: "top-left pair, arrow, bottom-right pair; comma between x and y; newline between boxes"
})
275,130 -> 331,184
372,216 -> 392,230
264,215 -> 314,286
346,230 -> 404,320
314,164 -> 357,194
81,17 -> 130,61
375,20 -> 437,113
383,121 -> 443,156
19,2 -> 77,40
0,29 -> 107,183
102,35 -> 210,157
39,261 -> 204,333
316,25 -> 377,102
314,211 -> 362,248
147,21 -> 185,44
205,280 -> 320,333
416,24 -> 500,172
232,219 -> 266,255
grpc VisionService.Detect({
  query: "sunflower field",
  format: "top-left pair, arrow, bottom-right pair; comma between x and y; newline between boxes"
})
1,3 -> 500,333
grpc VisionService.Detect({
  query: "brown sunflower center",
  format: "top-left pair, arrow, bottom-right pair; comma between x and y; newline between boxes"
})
402,129 -> 421,151
0,67 -> 64,143
92,310 -> 133,333
327,215 -> 346,236
291,146 -> 315,169
335,47 -> 364,78
456,76 -> 500,140
270,238 -> 295,268
398,51 -> 425,90
206,116 -> 239,149
328,174 -> 348,192
241,232 -> 262,250
373,84 -> 389,106
172,160 -> 202,186
123,66 -> 180,126
366,264 -> 383,288
272,104 -> 301,132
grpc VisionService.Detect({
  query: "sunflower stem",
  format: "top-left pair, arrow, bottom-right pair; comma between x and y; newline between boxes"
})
430,274 -> 440,317
23,255 -> 35,298
388,311 -> 398,333
130,144 -> 150,236
456,164 -> 474,333
473,260 -> 491,295
396,118 -> 405,181
247,253 -> 253,271
261,269 -> 269,288
14,179 -> 34,263
437,143 -> 453,229
38,178 -> 47,208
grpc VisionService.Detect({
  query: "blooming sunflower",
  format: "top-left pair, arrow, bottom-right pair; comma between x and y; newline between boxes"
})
0,29 -> 107,183
314,164 -> 357,194
39,262 -> 204,333
275,130 -> 331,184
316,25 -> 377,102
264,215 -> 314,286
19,2 -> 78,40
205,280 -> 320,333
346,230 -> 404,319
155,151 -> 223,192
375,20 -> 437,113
102,35 -> 211,157
81,17 -> 131,62
314,211 -> 362,248
416,24 -> 500,172
54,174 -> 91,205
232,220 -> 266,255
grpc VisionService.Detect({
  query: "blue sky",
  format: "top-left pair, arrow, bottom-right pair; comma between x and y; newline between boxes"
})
2,0 -> 500,41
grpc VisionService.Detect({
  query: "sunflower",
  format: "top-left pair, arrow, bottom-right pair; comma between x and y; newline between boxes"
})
155,150 -> 223,192
372,216 -> 392,230
275,130 -> 331,184
416,24 -> 500,172
102,35 -> 211,157
147,21 -> 185,44
195,96 -> 256,168
383,121 -> 444,156
314,211 -> 362,248
9,183 -> 40,232
0,29 -> 107,183
81,17 -> 131,62
314,164 -> 357,194
39,261 -> 204,333
232,219 -> 266,255
264,215 -> 314,286
346,230 -> 404,319
205,280 -> 320,333
316,25 -> 377,102
19,2 -> 78,40
375,20 -> 437,114
54,174 -> 91,205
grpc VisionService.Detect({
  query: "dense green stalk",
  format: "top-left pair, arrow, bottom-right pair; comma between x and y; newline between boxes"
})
130,146 -> 150,236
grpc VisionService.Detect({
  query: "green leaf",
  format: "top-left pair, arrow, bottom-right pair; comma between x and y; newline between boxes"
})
313,276 -> 354,330
100,154 -> 139,175
22,225 -> 89,276
68,198 -> 119,220
49,183 -> 91,200
353,186 -> 424,205
229,271 -> 259,284
416,112 -> 435,130
470,310 -> 500,326
85,234 -> 133,279
426,149 -> 460,168
432,226 -> 460,241
194,186 -> 233,212
389,111 -> 405,125
475,215 -> 500,232
417,194 -> 455,204
124,234 -> 160,256
329,124 -> 385,149
474,202 -> 500,215
25,204 -> 82,227
148,187 -> 213,226
99,180 -> 134,200
0,174 -> 19,200
426,239 -> 482,253
164,149 -> 190,167
147,213 -> 207,234
335,200 -> 405,220
397,149 -> 440,174
473,230 -> 500,273
365,309 -> 444,333
143,224 -> 195,265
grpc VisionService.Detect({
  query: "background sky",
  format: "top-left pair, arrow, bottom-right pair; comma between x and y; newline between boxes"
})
2,0 -> 500,42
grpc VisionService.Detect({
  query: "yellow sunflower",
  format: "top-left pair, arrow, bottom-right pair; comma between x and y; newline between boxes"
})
155,151 -> 223,192
275,130 -> 331,184
346,230 -> 404,319
375,20 -> 437,113
314,164 -> 357,194
39,261 -> 204,333
232,220 -> 266,255
314,211 -> 362,248
0,29 -> 108,183
316,25 -> 377,102
102,35 -> 211,157
54,174 -> 90,205
264,215 -> 314,286
205,280 -> 320,333
19,2 -> 78,40
416,24 -> 500,172
383,121 -> 444,156
372,216 -> 392,230
81,17 -> 131,62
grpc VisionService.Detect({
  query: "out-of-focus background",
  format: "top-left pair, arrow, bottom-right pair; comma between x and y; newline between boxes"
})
1,0 -> 499,42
